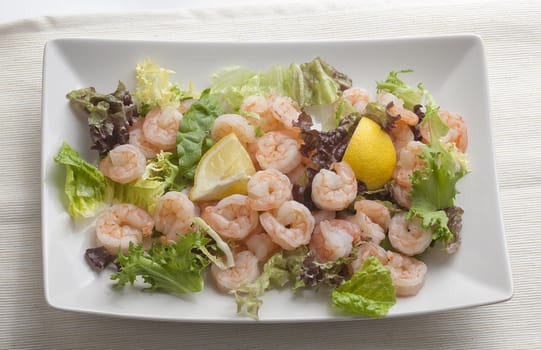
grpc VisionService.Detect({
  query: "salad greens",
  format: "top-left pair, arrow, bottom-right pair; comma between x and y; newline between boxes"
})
54,142 -> 111,218
331,257 -> 396,318
176,89 -> 224,185
67,82 -> 138,156
376,69 -> 426,110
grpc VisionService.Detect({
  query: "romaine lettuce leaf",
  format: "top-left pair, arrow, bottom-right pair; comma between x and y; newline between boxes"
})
111,231 -> 213,294
113,152 -> 178,212
54,142 -> 111,219
67,81 -> 137,156
133,59 -> 196,114
331,256 -> 396,318
176,89 -> 224,183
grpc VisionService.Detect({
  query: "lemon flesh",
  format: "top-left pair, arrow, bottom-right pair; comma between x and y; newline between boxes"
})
189,133 -> 256,202
342,117 -> 396,190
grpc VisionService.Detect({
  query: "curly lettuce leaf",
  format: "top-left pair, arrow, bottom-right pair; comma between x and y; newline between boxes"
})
67,81 -> 137,156
176,89 -> 224,183
54,142 -> 111,219
134,58 -> 196,114
232,247 -> 308,320
331,256 -> 396,318
112,152 -> 179,212
376,69 -> 426,110
210,57 -> 352,111
111,231 -> 212,295
408,103 -> 469,244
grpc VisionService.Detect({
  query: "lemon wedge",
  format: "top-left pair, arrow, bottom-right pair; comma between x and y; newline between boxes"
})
189,133 -> 256,202
342,117 -> 396,190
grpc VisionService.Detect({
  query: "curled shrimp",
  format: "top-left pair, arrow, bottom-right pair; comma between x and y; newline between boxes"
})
350,242 -> 389,273
391,183 -> 412,209
378,93 -> 419,126
259,200 -> 315,250
211,250 -> 260,292
240,95 -> 281,132
247,168 -> 292,211
142,106 -> 182,151
393,140 -> 425,190
269,95 -> 301,129
354,200 -> 391,231
95,204 -> 154,254
201,194 -> 259,241
312,210 -> 336,226
389,122 -> 414,154
244,232 -> 279,262
311,162 -> 357,211
255,131 -> 302,174
420,110 -> 468,152
388,212 -> 432,256
342,87 -> 371,113
128,120 -> 160,159
99,144 -> 146,184
310,219 -> 360,262
349,210 -> 386,245
387,251 -> 427,297
154,192 -> 196,242
211,114 -> 256,145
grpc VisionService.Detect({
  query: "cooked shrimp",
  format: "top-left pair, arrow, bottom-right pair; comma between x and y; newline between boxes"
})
240,95 -> 270,116
178,99 -> 195,114
95,204 -> 154,254
244,232 -> 279,262
99,144 -> 146,184
211,114 -> 256,145
310,219 -> 360,262
312,210 -> 336,226
269,95 -> 301,129
342,87 -> 371,113
211,250 -> 260,292
350,242 -> 389,273
391,184 -> 411,209
142,106 -> 182,151
201,194 -> 259,241
255,131 -> 302,174
387,251 -> 427,297
311,162 -> 357,211
378,92 -> 419,126
388,212 -> 432,256
350,211 -> 386,245
154,192 -> 196,242
420,110 -> 468,152
389,122 -> 414,154
259,200 -> 315,250
354,200 -> 391,231
128,120 -> 160,159
393,140 -> 425,190
247,168 -> 292,211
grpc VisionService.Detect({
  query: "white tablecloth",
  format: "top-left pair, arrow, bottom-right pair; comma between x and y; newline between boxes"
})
1,1 -> 540,348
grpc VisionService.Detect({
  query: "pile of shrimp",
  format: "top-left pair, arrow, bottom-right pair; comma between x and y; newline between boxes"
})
94,88 -> 468,298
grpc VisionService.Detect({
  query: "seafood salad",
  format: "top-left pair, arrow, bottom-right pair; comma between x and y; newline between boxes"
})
55,58 -> 469,319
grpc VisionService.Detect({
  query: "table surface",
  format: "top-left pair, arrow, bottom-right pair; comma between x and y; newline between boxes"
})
1,1 -> 540,349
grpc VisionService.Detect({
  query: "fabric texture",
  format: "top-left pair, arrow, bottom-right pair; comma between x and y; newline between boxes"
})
1,1 -> 540,348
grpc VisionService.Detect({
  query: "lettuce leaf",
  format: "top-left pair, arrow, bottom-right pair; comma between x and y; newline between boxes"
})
376,69 -> 426,111
112,152 -> 178,212
54,142 -> 111,219
111,231 -> 213,294
176,89 -> 224,183
210,57 -> 352,111
407,103 -> 469,244
331,256 -> 396,318
67,81 -> 137,156
231,247 -> 307,320
134,59 -> 196,114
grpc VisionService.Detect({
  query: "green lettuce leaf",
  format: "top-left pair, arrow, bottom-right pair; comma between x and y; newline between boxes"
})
407,103 -> 469,243
231,247 -> 308,320
113,152 -> 179,212
176,89 -> 224,183
331,256 -> 396,318
111,231 -> 212,295
134,58 -> 196,114
376,69 -> 426,110
54,142 -> 111,219
210,57 -> 352,111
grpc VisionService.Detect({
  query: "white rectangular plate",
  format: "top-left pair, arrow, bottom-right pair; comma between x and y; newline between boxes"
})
41,35 -> 512,322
